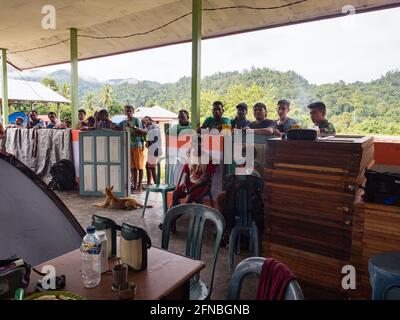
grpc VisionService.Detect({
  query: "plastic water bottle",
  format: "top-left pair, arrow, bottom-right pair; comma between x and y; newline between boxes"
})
81,226 -> 101,288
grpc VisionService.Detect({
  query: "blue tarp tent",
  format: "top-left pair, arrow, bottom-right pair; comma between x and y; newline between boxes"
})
8,111 -> 28,126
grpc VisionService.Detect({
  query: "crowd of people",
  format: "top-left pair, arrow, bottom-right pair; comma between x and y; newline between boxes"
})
197,99 -> 336,136
4,110 -> 73,129
0,99 -> 336,194
0,106 -> 163,192
165,99 -> 336,234
76,105 -> 163,193
165,99 -> 336,139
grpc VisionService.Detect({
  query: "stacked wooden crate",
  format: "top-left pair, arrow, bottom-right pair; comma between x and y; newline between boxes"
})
352,197 -> 400,299
263,136 -> 374,299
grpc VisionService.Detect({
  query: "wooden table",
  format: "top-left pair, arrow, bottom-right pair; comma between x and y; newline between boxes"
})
27,247 -> 205,300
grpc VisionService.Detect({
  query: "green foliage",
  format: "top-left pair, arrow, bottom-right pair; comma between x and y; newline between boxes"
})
108,102 -> 124,117
15,68 -> 400,136
41,78 -> 59,92
101,84 -> 114,110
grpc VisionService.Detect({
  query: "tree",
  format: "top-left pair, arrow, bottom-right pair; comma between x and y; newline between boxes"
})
101,85 -> 114,110
82,92 -> 97,114
59,83 -> 70,99
41,77 -> 59,92
108,102 -> 124,116
57,83 -> 71,118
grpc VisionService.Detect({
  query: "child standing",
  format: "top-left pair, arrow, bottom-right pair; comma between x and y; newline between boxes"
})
119,105 -> 148,192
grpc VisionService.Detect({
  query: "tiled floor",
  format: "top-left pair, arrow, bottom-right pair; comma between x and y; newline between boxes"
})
56,190 -> 258,300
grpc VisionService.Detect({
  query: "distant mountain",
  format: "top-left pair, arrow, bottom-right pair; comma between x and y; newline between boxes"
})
8,67 -> 103,98
7,66 -> 142,98
106,78 -> 139,86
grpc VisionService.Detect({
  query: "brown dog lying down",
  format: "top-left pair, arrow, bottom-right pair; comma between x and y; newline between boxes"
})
95,186 -> 153,210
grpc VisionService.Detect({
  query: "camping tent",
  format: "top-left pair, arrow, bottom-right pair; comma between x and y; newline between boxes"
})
0,150 -> 84,266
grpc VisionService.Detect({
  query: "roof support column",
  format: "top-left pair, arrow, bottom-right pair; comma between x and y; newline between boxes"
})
191,0 -> 202,129
70,28 -> 79,129
1,49 -> 9,126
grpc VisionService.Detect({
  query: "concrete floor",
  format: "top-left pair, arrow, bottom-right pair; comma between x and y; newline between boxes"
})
56,190 -> 258,300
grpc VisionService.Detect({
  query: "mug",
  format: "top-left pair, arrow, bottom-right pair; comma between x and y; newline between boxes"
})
111,263 -> 128,292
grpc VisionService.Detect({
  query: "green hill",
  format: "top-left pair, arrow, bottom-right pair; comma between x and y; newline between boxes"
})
8,67 -> 400,135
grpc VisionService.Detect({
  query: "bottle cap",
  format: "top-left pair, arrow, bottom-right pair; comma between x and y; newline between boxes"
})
86,226 -> 96,234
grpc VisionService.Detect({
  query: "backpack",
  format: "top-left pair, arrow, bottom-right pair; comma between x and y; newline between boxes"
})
362,169 -> 400,206
49,159 -> 77,191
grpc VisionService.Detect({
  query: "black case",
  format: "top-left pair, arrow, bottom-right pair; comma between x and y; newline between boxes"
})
0,259 -> 31,299
363,170 -> 400,206
287,129 -> 317,141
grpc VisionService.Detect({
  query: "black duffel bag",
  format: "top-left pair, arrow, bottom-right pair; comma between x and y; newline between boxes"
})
48,159 -> 77,191
362,169 -> 400,206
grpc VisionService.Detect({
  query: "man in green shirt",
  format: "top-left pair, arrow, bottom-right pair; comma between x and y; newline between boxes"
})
166,109 -> 192,135
119,105 -> 148,192
308,102 -> 336,136
201,101 -> 231,133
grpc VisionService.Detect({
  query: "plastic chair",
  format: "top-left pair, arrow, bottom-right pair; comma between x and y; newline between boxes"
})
141,156 -> 177,219
369,252 -> 400,300
228,175 -> 261,270
227,257 -> 304,300
161,204 -> 225,300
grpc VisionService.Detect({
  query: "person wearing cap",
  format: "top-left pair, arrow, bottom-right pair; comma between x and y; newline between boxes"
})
275,100 -> 298,134
231,103 -> 250,130
247,102 -> 281,137
8,116 -> 25,128
201,101 -> 231,133
15,117 -> 24,128
308,102 -> 336,136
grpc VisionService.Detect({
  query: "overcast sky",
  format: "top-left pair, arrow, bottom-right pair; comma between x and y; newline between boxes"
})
36,7 -> 400,85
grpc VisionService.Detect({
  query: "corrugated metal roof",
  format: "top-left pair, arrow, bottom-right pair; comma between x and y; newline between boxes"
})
1,0 -> 399,70
0,79 -> 70,104
135,106 -> 178,119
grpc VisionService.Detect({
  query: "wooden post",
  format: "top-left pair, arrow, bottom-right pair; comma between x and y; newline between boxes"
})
70,28 -> 79,129
191,0 -> 202,129
1,49 -> 9,126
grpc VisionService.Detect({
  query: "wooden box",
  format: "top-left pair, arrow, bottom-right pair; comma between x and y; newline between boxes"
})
262,136 -> 374,299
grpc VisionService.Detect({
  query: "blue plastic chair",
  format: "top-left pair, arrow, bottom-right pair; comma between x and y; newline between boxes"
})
369,252 -> 400,300
226,257 -> 304,300
161,204 -> 225,300
142,156 -> 177,219
228,175 -> 260,270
